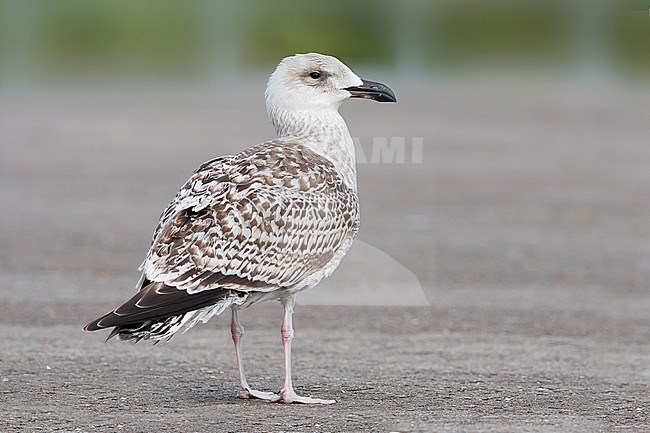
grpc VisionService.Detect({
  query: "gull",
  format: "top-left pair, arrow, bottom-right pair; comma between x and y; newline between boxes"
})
84,53 -> 396,404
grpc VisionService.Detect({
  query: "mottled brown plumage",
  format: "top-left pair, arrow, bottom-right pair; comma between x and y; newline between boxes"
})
85,141 -> 359,339
84,53 -> 395,404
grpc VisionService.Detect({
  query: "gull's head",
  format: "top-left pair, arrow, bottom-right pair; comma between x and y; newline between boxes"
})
266,53 -> 396,114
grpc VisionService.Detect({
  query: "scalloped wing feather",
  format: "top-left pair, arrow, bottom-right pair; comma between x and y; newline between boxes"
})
141,140 -> 359,295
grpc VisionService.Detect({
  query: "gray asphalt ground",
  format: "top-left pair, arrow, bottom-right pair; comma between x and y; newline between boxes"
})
1,77 -> 649,432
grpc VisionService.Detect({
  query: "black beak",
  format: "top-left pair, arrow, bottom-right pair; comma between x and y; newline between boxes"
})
345,79 -> 396,103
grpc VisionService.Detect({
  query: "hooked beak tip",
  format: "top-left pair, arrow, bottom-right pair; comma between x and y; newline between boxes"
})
345,79 -> 396,103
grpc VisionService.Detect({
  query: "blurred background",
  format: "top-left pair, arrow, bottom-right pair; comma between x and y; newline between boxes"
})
0,0 -> 648,84
1,0 -> 649,311
1,3 -> 650,430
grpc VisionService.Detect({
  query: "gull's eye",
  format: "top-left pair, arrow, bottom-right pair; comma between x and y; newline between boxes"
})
309,71 -> 321,79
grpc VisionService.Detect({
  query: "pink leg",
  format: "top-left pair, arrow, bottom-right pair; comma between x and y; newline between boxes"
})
230,308 -> 278,401
274,295 -> 335,404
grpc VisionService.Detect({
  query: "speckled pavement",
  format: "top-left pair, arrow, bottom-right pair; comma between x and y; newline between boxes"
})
1,79 -> 648,432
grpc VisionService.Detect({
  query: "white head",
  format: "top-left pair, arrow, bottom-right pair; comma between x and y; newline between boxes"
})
264,53 -> 396,188
265,53 -> 396,116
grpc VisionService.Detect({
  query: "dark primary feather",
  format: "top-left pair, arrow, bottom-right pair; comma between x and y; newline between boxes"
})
84,280 -> 236,331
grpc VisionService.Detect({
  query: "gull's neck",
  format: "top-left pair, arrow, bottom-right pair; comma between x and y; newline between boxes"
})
269,107 -> 357,191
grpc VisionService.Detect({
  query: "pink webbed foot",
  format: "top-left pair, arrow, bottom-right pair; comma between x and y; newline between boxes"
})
237,387 -> 279,401
273,389 -> 336,404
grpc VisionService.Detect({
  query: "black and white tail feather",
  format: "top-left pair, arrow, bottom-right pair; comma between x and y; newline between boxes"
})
86,277 -> 249,344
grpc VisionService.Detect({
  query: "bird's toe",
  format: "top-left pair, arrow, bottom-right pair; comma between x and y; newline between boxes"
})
275,389 -> 336,404
237,387 -> 279,401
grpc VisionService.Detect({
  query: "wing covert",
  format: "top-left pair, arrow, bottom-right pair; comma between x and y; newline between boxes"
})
139,141 -> 359,295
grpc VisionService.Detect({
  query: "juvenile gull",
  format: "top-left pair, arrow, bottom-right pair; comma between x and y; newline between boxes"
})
84,53 -> 396,404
